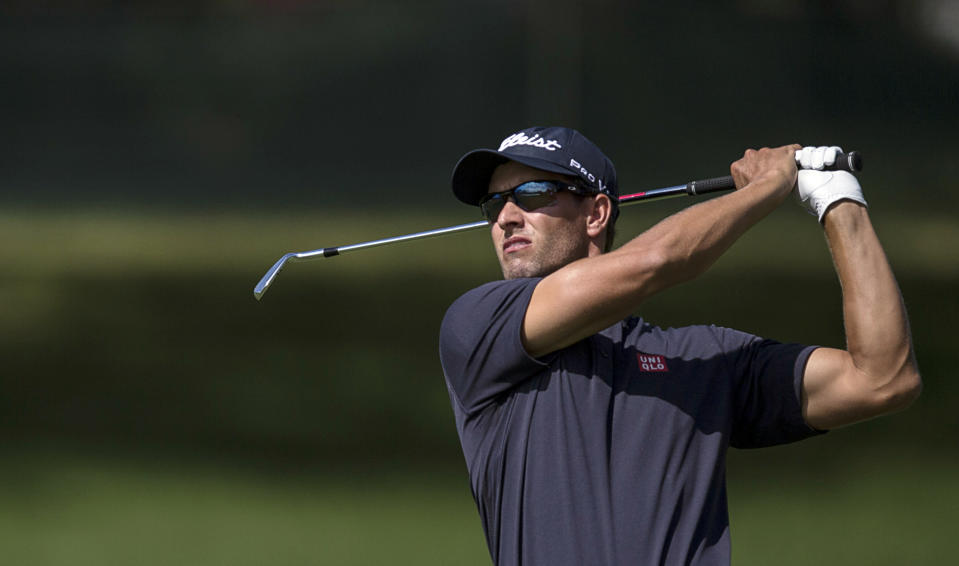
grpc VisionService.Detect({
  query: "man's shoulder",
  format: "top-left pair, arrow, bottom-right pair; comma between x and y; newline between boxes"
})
439,278 -> 550,413
445,278 -> 542,320
440,278 -> 542,359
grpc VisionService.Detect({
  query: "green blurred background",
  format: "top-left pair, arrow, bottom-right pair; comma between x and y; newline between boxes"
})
2,1 -> 957,564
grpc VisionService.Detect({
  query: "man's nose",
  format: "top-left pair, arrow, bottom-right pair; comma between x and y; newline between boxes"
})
497,197 -> 525,226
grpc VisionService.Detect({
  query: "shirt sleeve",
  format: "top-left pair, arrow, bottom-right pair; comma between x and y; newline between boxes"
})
439,278 -> 550,415
718,328 -> 825,448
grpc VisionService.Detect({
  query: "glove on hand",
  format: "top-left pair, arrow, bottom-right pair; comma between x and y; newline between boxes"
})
795,146 -> 867,224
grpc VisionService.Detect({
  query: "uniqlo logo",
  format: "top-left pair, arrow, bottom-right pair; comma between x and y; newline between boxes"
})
637,353 -> 669,372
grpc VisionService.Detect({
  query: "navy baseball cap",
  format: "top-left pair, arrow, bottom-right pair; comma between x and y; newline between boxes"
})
451,126 -> 619,208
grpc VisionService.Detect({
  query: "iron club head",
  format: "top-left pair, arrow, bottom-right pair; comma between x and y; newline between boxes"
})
254,252 -> 297,301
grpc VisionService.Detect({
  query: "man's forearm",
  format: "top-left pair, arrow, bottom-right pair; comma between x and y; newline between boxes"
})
824,202 -> 919,392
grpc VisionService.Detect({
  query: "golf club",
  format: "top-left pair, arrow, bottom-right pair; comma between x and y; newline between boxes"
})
254,150 -> 862,300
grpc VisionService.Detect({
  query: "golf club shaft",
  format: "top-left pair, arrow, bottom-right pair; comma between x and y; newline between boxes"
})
254,150 -> 862,300
252,182 -> 715,301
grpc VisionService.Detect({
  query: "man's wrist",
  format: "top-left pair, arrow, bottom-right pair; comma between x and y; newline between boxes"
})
740,171 -> 794,203
822,200 -> 868,231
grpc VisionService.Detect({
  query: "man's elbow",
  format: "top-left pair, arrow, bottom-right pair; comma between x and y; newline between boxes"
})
894,366 -> 923,410
872,365 -> 922,415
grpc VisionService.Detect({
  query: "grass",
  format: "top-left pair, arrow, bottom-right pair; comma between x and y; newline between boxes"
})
728,451 -> 958,565
0,451 -> 490,566
0,449 -> 955,566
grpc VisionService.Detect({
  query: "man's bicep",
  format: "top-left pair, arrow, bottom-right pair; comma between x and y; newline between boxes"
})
801,347 -> 885,430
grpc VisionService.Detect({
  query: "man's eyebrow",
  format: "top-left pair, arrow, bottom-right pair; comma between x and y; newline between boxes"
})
488,181 -> 516,194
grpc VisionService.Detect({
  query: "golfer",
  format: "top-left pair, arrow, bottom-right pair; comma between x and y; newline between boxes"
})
438,126 -> 920,565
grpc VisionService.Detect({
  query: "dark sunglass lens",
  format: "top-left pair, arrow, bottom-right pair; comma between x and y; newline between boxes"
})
480,196 -> 506,222
514,183 -> 557,212
480,182 -> 563,221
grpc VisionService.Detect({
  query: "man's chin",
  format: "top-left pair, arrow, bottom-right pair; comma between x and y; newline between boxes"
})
501,260 -> 559,280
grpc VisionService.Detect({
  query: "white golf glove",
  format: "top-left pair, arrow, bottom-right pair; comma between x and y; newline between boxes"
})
795,146 -> 867,224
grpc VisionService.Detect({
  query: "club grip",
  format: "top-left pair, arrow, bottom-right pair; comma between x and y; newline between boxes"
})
687,176 -> 735,195
822,150 -> 863,173
687,150 -> 863,196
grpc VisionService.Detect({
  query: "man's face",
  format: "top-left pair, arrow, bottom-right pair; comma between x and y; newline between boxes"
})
487,161 -> 592,279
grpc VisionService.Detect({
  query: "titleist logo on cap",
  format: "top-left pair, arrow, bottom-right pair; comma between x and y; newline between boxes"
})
499,132 -> 563,152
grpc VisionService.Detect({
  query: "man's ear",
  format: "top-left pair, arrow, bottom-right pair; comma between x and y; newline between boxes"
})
585,194 -> 612,239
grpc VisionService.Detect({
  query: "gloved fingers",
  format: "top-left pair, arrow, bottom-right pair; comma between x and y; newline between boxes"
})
796,146 -> 844,170
821,146 -> 841,167
797,147 -> 818,170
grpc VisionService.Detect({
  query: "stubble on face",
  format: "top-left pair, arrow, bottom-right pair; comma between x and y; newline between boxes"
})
488,162 -> 592,280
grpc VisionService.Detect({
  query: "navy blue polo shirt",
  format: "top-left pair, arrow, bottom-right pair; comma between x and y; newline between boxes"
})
438,278 -> 822,566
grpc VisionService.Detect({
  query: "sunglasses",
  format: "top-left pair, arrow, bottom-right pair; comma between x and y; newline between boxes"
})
479,180 -> 593,222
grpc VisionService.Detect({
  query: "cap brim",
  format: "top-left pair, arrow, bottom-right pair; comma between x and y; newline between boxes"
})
451,149 -> 577,205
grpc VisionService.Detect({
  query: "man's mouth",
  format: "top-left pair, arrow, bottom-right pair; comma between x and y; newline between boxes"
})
503,236 -> 532,254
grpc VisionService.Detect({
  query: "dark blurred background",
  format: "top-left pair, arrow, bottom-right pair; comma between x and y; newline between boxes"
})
4,0 -> 959,210
1,1 -> 957,564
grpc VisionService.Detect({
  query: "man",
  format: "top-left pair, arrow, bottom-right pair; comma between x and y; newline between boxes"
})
438,126 -> 920,565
